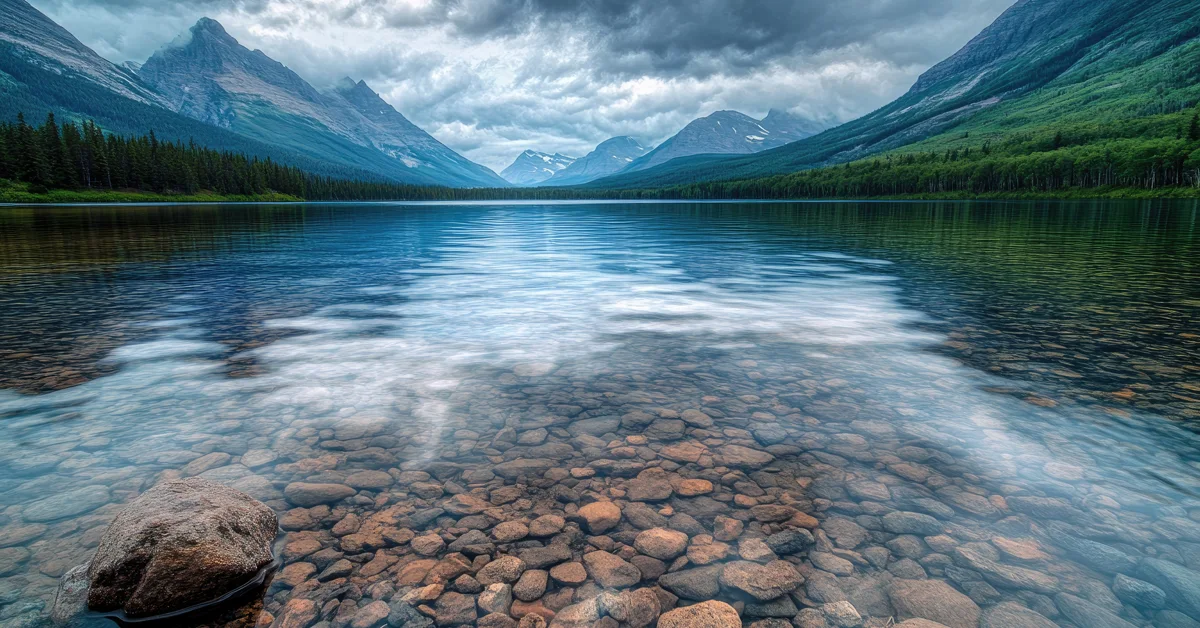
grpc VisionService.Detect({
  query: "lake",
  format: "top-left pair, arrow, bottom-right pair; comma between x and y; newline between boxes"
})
0,200 -> 1198,628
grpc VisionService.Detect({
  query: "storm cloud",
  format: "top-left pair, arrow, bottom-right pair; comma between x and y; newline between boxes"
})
31,0 -> 1017,170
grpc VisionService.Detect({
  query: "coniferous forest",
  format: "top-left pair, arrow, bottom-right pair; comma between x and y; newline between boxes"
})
3,109 -> 1200,203
0,113 -> 459,202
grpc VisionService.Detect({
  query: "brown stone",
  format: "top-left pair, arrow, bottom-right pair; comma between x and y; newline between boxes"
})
713,516 -> 744,542
658,600 -> 741,628
493,522 -> 530,543
529,515 -> 566,537
577,501 -> 622,534
478,556 -> 528,586
719,560 -> 804,601
550,562 -> 588,586
276,562 -> 316,588
677,479 -> 714,496
633,528 -> 689,560
436,591 -> 478,626
444,494 -> 492,516
583,551 -> 641,589
274,598 -> 320,628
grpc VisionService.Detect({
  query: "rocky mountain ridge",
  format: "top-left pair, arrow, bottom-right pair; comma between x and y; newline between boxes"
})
500,151 -> 578,186
546,137 -> 648,186
622,109 -> 824,174
138,18 -> 507,188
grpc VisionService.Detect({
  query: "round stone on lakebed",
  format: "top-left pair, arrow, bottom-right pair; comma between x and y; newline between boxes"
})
79,478 -> 278,619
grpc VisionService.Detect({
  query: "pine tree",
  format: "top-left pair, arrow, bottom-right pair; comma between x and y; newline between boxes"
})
39,113 -> 69,187
16,113 -> 51,187
1189,113 -> 1199,141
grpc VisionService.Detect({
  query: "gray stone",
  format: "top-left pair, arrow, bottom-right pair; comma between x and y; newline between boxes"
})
1054,593 -> 1136,628
1139,558 -> 1200,619
23,486 -> 111,522
567,417 -> 620,437
1112,573 -> 1166,610
283,482 -> 356,507
493,459 -> 556,480
882,512 -> 943,536
980,599 -> 1054,627
658,565 -> 722,600
952,544 -> 1058,594
85,478 -> 277,618
1157,610 -> 1200,628
519,543 -> 573,569
514,570 -> 548,602
765,529 -> 814,555
888,579 -> 980,628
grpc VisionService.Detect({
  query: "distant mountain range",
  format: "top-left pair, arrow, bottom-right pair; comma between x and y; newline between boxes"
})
622,109 -> 824,175
589,0 -> 1200,189
0,2 -> 506,188
545,137 -> 648,186
514,110 -> 824,187
500,151 -> 576,186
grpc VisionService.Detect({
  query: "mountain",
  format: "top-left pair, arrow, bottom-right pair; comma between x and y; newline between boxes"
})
760,108 -> 827,144
622,110 -> 823,174
137,19 -> 505,188
544,137 -> 647,186
0,0 -> 375,181
0,1 -> 490,186
0,0 -> 164,108
590,0 -> 1200,189
500,150 -> 577,186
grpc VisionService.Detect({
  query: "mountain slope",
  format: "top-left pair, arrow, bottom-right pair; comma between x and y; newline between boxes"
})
591,0 -> 1200,189
501,150 -> 576,186
0,0 -> 453,184
0,0 -> 164,107
623,110 -> 822,174
138,19 -> 506,188
545,137 -> 647,186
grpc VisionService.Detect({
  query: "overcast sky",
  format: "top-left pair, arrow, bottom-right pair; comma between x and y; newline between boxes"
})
31,0 -> 1016,172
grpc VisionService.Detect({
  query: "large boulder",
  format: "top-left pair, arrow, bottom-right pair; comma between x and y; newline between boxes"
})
83,478 -> 278,618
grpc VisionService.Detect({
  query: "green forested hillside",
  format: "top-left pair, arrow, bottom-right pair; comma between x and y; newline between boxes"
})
588,0 -> 1200,191
0,113 -> 473,202
658,39 -> 1200,199
0,43 -> 422,189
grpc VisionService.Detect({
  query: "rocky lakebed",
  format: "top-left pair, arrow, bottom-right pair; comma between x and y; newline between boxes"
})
4,348 -> 1200,628
1,201 -> 1199,628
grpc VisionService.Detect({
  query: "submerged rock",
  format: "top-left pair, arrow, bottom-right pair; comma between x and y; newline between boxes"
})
81,478 -> 278,618
658,600 -> 741,628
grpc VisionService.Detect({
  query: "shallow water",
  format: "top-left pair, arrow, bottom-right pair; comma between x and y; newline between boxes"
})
0,200 -> 1199,627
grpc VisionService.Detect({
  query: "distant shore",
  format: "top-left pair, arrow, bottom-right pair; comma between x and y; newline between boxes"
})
2,180 -> 1197,205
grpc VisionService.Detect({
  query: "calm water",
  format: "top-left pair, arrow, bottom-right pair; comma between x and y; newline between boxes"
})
0,200 -> 1198,628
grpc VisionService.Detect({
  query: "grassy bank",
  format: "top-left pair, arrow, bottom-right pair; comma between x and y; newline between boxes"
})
0,180 -> 302,204
3,178 -> 1197,205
